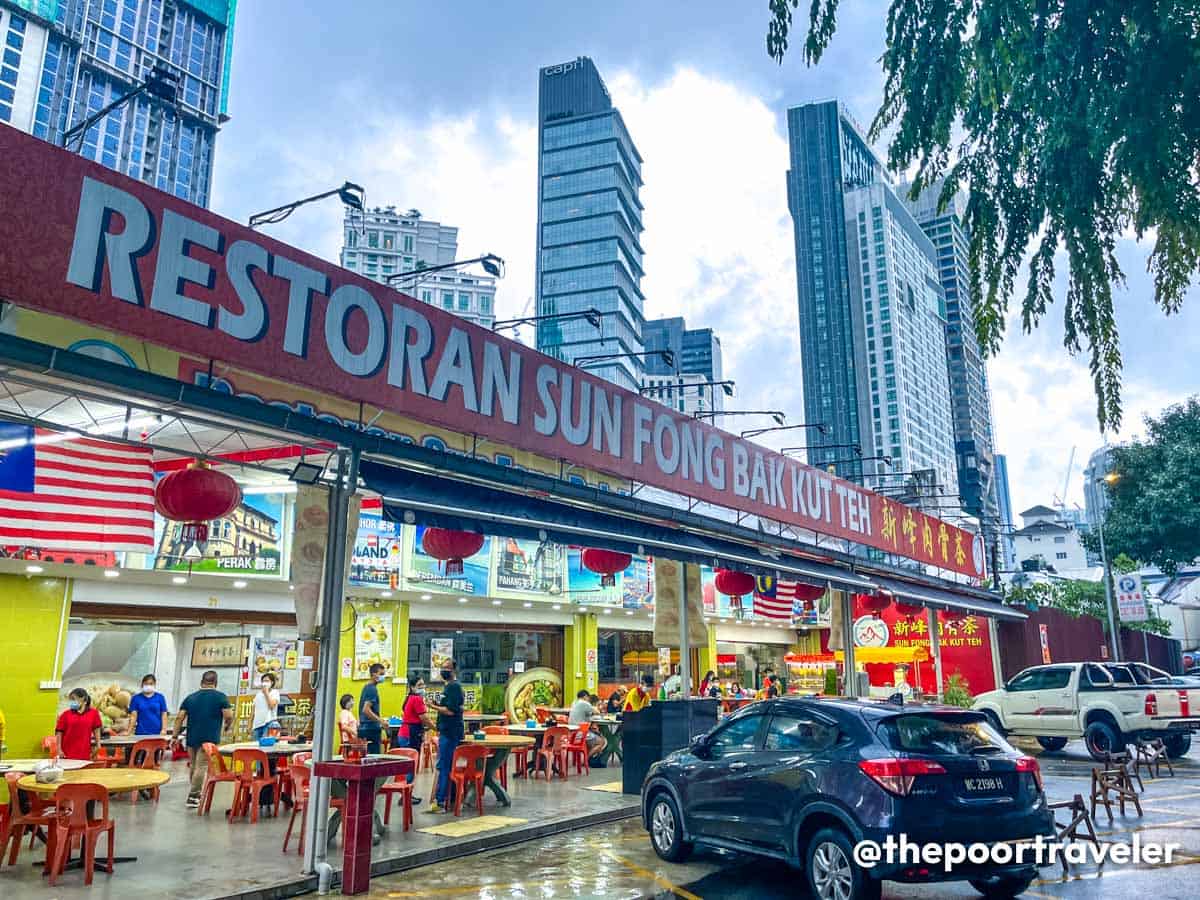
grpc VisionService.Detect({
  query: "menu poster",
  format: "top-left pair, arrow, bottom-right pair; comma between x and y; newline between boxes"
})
407,526 -> 490,595
352,610 -> 394,681
252,637 -> 296,690
494,536 -> 566,596
430,637 -> 454,681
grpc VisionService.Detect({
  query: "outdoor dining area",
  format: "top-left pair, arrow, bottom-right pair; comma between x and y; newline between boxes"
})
0,708 -> 630,898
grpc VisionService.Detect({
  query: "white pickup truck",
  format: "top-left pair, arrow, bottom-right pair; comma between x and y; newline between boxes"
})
973,661 -> 1200,760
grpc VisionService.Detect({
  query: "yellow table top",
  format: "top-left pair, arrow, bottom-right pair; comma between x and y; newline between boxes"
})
218,742 -> 313,756
462,734 -> 535,749
17,768 -> 170,796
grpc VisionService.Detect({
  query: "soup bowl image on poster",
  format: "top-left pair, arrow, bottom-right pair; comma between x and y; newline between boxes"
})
505,667 -> 563,724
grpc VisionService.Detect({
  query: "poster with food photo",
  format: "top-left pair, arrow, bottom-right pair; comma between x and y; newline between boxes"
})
430,637 -> 454,681
353,610 -> 393,680
253,637 -> 295,689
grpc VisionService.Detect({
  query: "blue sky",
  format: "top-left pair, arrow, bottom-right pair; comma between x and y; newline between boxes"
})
211,1 -> 1199,519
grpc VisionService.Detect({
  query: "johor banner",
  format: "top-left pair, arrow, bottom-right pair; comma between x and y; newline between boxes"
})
0,125 -> 983,578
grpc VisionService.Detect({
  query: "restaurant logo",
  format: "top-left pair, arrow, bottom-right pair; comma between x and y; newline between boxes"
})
853,615 -> 890,648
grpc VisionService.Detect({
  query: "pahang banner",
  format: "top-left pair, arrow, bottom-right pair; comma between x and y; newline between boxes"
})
0,125 -> 983,579
652,558 -> 707,647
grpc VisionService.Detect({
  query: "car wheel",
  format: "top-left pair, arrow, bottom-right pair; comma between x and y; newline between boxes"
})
1036,736 -> 1068,752
805,827 -> 880,900
647,793 -> 692,863
969,875 -> 1035,898
1084,719 -> 1122,760
1163,733 -> 1192,758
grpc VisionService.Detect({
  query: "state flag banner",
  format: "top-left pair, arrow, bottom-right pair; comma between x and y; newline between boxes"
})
0,423 -> 155,552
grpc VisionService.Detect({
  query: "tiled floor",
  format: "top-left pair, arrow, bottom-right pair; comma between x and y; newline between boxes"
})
0,758 -> 637,900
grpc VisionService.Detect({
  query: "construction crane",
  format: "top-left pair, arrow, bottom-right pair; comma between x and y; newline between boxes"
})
1052,446 -> 1076,517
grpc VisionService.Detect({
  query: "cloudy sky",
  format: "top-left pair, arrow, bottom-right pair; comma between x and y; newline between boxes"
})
210,1 -> 1198,519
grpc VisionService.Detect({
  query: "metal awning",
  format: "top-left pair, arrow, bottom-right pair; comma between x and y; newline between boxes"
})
360,460 -> 875,592
871,573 -> 1027,622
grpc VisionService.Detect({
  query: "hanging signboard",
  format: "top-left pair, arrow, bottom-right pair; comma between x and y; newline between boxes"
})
493,536 -> 567,596
0,126 -> 984,579
1116,574 -> 1148,623
349,513 -> 405,588
406,526 -> 490,596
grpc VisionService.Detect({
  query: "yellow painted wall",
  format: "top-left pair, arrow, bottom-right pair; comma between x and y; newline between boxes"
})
563,612 -> 598,700
334,599 -> 410,739
697,624 -> 718,681
0,575 -> 72,760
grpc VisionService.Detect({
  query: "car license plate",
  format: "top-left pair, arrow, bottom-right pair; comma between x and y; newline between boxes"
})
963,776 -> 1005,793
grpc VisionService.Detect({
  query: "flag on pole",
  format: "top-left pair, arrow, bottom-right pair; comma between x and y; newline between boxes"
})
0,424 -> 155,552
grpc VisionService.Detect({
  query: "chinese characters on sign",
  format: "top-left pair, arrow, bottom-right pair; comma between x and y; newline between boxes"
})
1116,574 -> 1148,622
190,636 -> 247,668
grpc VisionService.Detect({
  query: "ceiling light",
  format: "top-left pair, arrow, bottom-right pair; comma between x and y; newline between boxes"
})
288,584 -> 295,591
289,459 -> 325,485
456,629 -> 463,634
602,608 -> 612,615
491,599 -> 502,606
103,569 -> 120,578
552,604 -> 561,611
421,593 -> 432,601
523,602 -> 532,608
172,575 -> 188,585
233,580 -> 247,589
25,564 -> 43,574
381,591 -> 393,598
625,610 -> 634,616
458,597 -> 468,604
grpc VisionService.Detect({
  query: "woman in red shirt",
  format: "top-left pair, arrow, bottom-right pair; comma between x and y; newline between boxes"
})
55,688 -> 102,760
398,672 -> 434,750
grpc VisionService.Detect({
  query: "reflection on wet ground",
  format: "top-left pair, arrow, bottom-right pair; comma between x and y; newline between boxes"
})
369,743 -> 1200,899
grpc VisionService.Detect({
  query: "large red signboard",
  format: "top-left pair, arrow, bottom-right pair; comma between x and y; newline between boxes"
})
0,125 -> 985,577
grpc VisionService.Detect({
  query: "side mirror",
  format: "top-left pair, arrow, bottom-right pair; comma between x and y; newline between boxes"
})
689,734 -> 709,757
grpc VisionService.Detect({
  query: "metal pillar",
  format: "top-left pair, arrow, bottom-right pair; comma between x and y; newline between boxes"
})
928,607 -> 944,701
679,568 -> 690,698
1097,515 -> 1121,662
303,448 -> 360,876
841,591 -> 857,697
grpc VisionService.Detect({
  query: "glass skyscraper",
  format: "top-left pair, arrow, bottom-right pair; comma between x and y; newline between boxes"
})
0,0 -> 237,207
641,316 -> 725,415
535,56 -> 646,391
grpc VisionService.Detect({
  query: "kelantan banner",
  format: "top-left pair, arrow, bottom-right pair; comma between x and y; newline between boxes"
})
0,125 -> 985,578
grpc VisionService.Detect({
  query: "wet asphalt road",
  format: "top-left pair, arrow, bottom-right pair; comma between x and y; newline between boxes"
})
368,741 -> 1200,899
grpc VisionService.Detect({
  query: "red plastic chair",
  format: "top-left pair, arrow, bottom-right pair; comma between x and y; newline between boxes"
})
230,748 -> 276,823
482,727 -> 514,786
566,723 -> 592,776
379,748 -> 419,830
1,771 -> 56,864
448,744 -> 493,817
41,735 -> 59,759
198,742 -> 238,817
420,731 -> 438,773
534,726 -> 571,781
46,782 -> 114,886
534,707 -> 551,725
282,763 -> 309,855
127,738 -> 167,803
94,746 -> 125,768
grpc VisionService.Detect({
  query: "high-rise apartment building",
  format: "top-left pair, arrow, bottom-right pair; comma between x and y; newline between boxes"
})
535,56 -> 646,391
0,0 -> 237,207
1083,443 -> 1119,531
994,453 -> 1016,572
902,178 -> 1000,527
341,205 -> 497,329
787,100 -> 957,497
641,316 -> 725,415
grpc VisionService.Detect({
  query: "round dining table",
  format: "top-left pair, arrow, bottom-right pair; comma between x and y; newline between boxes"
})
17,768 -> 171,873
459,733 -> 535,806
0,758 -> 92,774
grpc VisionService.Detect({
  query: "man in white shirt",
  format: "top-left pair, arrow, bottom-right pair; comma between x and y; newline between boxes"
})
568,689 -> 604,756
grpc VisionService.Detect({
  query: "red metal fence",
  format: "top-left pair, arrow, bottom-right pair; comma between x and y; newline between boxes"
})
996,606 -> 1182,680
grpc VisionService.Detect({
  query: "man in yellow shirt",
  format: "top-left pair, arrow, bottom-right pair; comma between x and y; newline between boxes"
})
624,674 -> 655,712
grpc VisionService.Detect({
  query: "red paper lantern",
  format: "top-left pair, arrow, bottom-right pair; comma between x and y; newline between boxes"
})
580,548 -> 633,587
154,461 -> 242,545
895,600 -> 925,617
857,590 -> 893,615
792,581 -> 826,603
421,528 -> 485,576
715,569 -> 756,599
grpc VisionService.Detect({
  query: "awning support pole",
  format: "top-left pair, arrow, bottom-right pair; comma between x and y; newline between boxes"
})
841,591 -> 857,697
928,607 -> 944,702
303,447 -> 359,876
679,568 -> 691,699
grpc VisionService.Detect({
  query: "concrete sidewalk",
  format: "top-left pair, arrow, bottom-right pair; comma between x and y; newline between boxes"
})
0,758 -> 638,900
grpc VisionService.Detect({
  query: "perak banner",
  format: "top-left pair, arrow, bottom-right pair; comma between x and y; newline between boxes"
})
0,126 -> 983,579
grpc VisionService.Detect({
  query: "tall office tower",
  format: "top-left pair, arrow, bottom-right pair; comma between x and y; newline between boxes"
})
641,316 -> 725,415
341,205 -> 497,329
786,101 -> 885,479
535,56 -> 646,391
787,100 -> 957,497
902,178 -> 1000,529
993,453 -> 1017,572
0,0 -> 237,207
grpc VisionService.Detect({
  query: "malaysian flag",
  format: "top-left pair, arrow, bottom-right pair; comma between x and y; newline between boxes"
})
0,424 -> 155,552
754,575 -> 796,620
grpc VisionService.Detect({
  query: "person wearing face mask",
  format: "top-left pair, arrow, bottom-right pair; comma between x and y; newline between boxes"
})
425,660 -> 464,815
128,673 -> 170,737
55,687 -> 102,760
252,671 -> 280,741
358,663 -> 387,754
398,672 -> 436,752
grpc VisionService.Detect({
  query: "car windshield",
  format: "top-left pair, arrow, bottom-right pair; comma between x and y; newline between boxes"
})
877,713 -> 1013,756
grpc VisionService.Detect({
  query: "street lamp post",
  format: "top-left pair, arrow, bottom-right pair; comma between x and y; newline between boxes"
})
781,442 -> 860,456
493,308 -> 604,333
575,349 -> 674,370
693,410 -> 786,426
248,182 -> 366,229
1099,470 -> 1122,662
385,253 -> 505,289
740,422 -> 829,440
